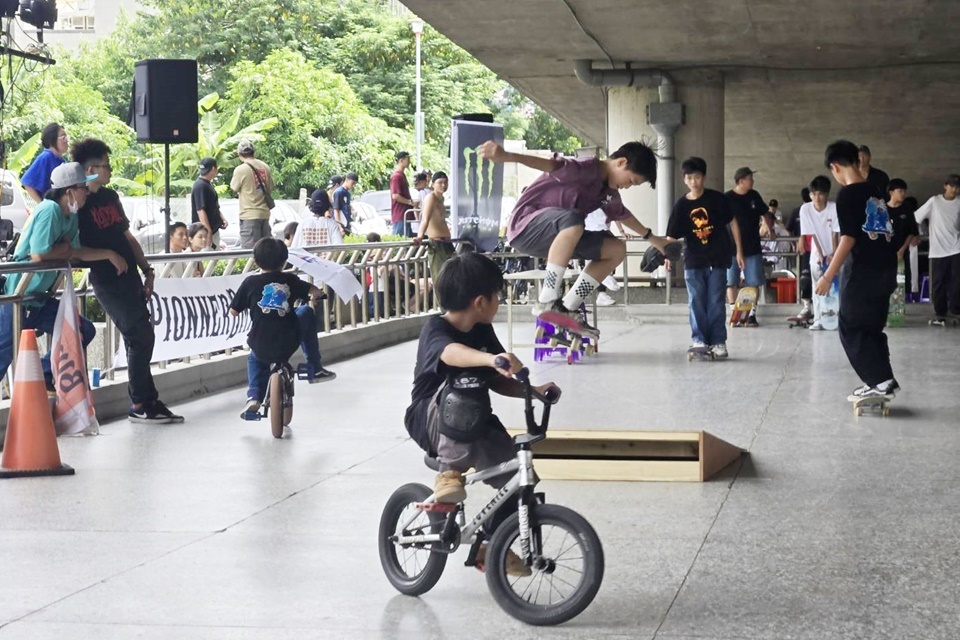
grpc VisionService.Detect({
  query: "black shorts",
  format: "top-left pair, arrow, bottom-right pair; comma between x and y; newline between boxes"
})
509,208 -> 615,261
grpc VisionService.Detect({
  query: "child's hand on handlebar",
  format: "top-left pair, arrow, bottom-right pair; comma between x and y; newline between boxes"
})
535,382 -> 560,399
491,353 -> 523,377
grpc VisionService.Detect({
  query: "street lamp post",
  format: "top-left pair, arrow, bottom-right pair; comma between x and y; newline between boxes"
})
410,18 -> 424,172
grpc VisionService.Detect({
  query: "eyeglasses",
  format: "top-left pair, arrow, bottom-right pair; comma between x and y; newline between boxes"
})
58,134 -> 69,140
91,164 -> 113,171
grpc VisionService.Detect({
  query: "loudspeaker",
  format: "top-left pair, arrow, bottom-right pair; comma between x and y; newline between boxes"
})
131,59 -> 198,144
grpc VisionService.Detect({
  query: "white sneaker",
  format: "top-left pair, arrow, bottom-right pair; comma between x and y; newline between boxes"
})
596,291 -> 616,306
808,321 -> 824,331
711,343 -> 728,359
602,275 -> 621,291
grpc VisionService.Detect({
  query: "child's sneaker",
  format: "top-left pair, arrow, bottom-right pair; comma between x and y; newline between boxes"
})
434,470 -> 466,504
308,367 -> 337,384
595,291 -> 616,306
475,542 -> 532,577
808,321 -> 824,331
711,343 -> 728,359
241,398 -> 261,417
601,274 -> 621,291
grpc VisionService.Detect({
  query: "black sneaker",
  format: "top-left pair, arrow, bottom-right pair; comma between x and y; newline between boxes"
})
308,367 -> 337,384
129,400 -> 184,424
746,315 -> 759,328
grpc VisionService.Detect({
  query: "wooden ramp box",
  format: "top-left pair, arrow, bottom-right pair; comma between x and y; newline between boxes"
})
508,430 -> 744,482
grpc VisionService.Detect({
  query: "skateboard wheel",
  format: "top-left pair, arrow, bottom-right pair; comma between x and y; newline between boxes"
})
855,407 -> 862,417
535,326 -> 546,341
566,354 -> 573,365
549,338 -> 558,347
585,344 -> 595,357
882,407 -> 889,417
571,337 -> 582,352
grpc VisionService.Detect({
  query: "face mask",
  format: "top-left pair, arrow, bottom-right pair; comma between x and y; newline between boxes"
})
67,196 -> 80,214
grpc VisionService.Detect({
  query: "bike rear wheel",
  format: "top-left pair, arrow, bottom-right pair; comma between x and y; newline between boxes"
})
485,504 -> 604,626
378,483 -> 448,596
268,372 -> 284,438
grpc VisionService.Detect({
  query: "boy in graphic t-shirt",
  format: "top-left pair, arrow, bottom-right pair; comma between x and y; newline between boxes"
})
815,140 -> 899,400
478,140 -> 674,332
799,175 -> 839,330
230,239 -> 329,416
666,157 -> 744,359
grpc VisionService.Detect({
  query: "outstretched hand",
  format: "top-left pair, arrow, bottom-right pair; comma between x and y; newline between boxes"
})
478,141 -> 506,163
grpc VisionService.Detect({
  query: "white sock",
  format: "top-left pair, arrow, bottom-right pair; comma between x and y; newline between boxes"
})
562,272 -> 600,311
539,263 -> 567,304
877,379 -> 894,391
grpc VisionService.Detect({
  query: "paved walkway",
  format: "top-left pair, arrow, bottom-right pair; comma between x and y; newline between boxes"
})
1,316 -> 958,639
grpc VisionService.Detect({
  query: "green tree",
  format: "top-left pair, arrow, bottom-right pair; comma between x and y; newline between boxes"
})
222,49 -> 406,196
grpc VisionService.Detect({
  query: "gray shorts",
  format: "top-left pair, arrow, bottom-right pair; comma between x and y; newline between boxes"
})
509,208 -> 615,261
240,218 -> 271,249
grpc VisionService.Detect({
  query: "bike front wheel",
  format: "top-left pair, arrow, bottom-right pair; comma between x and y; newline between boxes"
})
268,372 -> 284,438
378,483 -> 448,596
485,504 -> 604,626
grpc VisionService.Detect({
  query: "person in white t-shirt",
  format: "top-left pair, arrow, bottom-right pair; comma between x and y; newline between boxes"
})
583,208 -> 623,306
799,175 -> 839,330
914,174 -> 960,324
292,210 -> 344,248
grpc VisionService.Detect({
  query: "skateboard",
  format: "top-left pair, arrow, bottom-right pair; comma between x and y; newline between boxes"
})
787,314 -> 812,329
929,317 -> 959,327
687,345 -> 714,362
537,308 -> 599,346
887,260 -> 906,328
818,276 -> 840,331
729,287 -> 758,327
852,395 -> 890,417
534,318 -> 595,364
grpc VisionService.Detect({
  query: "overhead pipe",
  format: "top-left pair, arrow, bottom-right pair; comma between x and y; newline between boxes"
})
575,60 -> 680,234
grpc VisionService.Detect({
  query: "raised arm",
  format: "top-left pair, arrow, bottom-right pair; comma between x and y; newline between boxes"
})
478,141 -> 562,173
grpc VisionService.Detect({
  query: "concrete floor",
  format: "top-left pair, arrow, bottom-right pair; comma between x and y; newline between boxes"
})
1,315 -> 959,639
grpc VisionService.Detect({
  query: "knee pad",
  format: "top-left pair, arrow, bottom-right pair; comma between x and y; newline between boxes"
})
437,373 -> 493,442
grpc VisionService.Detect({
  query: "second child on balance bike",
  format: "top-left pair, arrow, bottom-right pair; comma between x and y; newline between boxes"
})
404,252 -> 559,575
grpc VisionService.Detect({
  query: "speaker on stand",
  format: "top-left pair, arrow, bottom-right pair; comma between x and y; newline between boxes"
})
129,59 -> 198,251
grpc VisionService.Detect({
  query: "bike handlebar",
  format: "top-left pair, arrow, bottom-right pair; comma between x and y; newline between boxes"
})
493,356 -> 560,434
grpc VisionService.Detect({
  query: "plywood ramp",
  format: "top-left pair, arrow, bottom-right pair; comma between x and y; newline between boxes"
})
507,429 -> 744,482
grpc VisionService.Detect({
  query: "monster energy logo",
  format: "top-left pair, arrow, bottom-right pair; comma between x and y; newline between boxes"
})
462,146 -> 495,217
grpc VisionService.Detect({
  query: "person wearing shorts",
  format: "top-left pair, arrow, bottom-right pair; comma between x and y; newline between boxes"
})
478,141 -> 672,322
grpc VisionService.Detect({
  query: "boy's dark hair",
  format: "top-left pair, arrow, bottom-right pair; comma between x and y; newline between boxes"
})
253,237 -> 289,271
945,174 -> 960,188
681,156 -> 707,176
609,141 -> 658,187
345,172 -> 359,182
824,140 -> 859,169
435,252 -> 503,311
887,178 -> 908,193
366,232 -> 382,242
70,138 -> 111,167
41,122 -> 62,149
414,171 -> 428,183
168,221 -> 187,236
800,187 -> 811,203
904,196 -> 919,209
283,221 -> 298,240
809,175 -> 831,194
432,171 -> 448,183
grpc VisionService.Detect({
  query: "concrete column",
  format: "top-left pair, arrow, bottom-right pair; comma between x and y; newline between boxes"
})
607,86 -> 660,232
675,71 -> 726,194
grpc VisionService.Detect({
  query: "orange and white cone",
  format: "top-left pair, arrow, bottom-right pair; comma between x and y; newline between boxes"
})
0,330 -> 74,478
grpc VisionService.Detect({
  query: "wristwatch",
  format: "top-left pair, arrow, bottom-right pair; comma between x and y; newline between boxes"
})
642,228 -> 653,240
143,267 -> 155,276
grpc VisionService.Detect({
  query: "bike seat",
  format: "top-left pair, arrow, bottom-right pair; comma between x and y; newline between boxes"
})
423,454 -> 440,471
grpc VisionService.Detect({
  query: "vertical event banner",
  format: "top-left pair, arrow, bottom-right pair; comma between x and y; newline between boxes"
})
449,120 -> 504,252
52,267 -> 98,435
114,274 -> 252,366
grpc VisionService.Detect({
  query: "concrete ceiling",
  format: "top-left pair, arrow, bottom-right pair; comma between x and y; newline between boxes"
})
401,0 -> 960,146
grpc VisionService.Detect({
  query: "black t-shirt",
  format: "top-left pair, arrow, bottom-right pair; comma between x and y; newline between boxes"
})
77,187 -> 138,287
191,178 -> 223,231
310,188 -> 331,216
332,187 -> 352,224
836,181 -> 897,270
403,315 -> 504,449
724,189 -> 766,256
888,201 -> 920,252
866,167 -> 890,196
787,205 -> 803,237
230,271 -> 312,363
667,189 -> 734,269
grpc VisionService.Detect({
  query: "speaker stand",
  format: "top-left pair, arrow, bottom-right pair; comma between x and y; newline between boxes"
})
162,143 -> 171,252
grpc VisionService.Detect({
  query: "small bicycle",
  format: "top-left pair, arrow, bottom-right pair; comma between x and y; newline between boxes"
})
242,361 -> 314,438
378,358 -> 605,626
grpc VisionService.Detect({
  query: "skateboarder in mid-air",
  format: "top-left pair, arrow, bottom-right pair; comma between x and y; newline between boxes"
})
478,140 -> 676,333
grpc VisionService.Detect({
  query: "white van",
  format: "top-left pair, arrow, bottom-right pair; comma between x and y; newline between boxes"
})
0,169 -> 31,233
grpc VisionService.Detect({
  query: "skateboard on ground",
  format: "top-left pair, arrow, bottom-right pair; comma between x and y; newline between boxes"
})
929,316 -> 959,327
687,345 -> 714,362
729,287 -> 758,327
787,314 -> 812,329
537,308 -> 599,359
851,395 -> 890,417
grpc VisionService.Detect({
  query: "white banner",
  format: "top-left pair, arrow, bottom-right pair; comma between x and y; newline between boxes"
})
114,274 -> 252,367
286,250 -> 363,303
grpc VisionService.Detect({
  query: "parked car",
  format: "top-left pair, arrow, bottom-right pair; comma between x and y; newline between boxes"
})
0,169 -> 32,233
356,189 -> 392,222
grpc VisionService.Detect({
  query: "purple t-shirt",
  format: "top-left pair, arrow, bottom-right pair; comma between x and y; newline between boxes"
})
506,156 -> 629,242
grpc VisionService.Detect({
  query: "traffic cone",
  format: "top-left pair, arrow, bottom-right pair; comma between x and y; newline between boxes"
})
0,330 -> 74,478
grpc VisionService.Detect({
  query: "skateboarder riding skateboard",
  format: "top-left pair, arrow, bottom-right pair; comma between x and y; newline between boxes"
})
478,140 -> 676,333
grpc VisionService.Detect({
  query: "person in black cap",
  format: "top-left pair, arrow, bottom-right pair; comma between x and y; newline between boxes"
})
390,151 -> 414,236
192,157 -> 225,249
858,145 -> 890,195
724,166 -> 768,327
